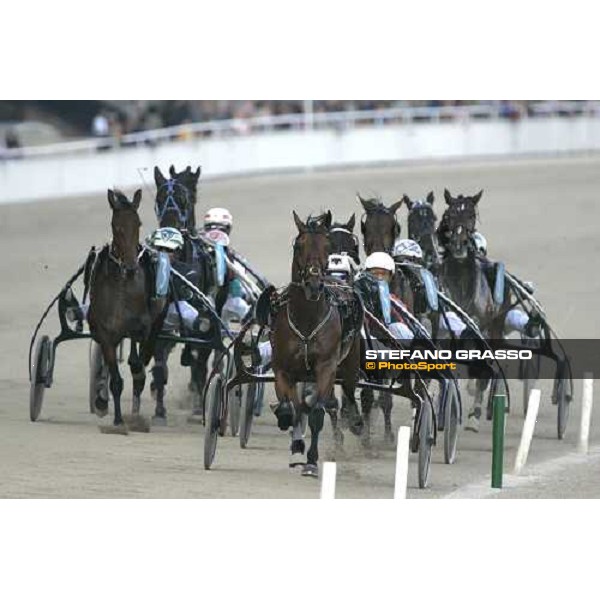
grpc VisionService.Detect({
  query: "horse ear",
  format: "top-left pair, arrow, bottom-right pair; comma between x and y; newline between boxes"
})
357,194 -> 370,210
444,188 -> 453,204
426,191 -> 435,205
169,165 -> 176,178
402,194 -> 413,210
154,166 -> 166,187
107,189 -> 117,210
193,166 -> 201,180
472,190 -> 483,204
323,210 -> 332,229
293,211 -> 306,233
346,213 -> 356,231
132,189 -> 142,210
390,199 -> 403,213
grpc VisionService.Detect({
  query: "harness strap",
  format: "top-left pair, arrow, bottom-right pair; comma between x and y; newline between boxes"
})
286,303 -> 334,371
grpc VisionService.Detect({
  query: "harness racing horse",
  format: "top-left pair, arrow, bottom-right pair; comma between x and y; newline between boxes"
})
329,213 -> 361,265
404,192 -> 442,274
436,189 -> 508,431
151,166 -> 217,421
88,189 -> 166,434
270,211 -> 364,476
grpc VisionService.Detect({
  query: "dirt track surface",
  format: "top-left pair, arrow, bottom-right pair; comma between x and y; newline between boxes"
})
1,155 -> 599,498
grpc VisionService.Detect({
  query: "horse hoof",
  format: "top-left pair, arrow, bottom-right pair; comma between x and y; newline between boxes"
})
301,464 -> 319,478
274,403 -> 294,431
151,415 -> 167,427
128,415 -> 151,432
349,419 -> 364,437
94,398 -> 109,418
465,414 -> 480,433
384,432 -> 396,448
334,429 -> 344,448
99,423 -> 129,435
289,453 -> 306,468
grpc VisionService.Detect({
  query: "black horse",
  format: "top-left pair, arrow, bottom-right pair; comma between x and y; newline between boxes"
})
404,192 -> 441,274
436,189 -> 508,431
270,211 -> 364,476
88,189 -> 166,433
151,165 -> 218,421
329,213 -> 361,264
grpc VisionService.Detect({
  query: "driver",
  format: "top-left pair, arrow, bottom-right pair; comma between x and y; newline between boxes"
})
202,207 -> 252,324
469,232 -> 541,337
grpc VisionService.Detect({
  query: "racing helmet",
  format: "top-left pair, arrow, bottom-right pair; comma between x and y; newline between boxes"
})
365,252 -> 395,274
204,207 -> 233,234
327,253 -> 356,281
392,238 -> 423,262
472,231 -> 487,256
147,227 -> 184,252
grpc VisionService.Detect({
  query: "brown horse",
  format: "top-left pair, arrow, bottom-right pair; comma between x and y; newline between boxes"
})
270,211 -> 363,476
87,189 -> 166,433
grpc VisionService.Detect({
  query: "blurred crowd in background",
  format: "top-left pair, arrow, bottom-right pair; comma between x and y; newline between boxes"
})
0,100 -> 592,151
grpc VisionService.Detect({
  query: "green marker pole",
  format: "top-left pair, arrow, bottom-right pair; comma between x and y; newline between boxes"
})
491,394 -> 506,488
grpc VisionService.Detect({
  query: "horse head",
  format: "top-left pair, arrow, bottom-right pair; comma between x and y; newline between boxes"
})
154,166 -> 193,230
107,188 -> 142,273
330,213 -> 360,263
292,210 -> 332,301
439,189 -> 482,258
358,194 -> 402,255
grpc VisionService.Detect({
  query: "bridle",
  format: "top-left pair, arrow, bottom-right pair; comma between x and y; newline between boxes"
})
155,179 -> 191,228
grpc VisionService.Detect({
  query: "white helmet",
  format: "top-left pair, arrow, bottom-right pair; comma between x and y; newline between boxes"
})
204,207 -> 233,233
392,238 -> 423,261
365,252 -> 395,273
327,254 -> 356,279
147,227 -> 184,252
472,231 -> 487,255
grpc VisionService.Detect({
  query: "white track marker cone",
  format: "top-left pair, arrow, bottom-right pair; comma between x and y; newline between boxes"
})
514,389 -> 541,475
578,375 -> 594,454
320,462 -> 337,499
394,426 -> 411,499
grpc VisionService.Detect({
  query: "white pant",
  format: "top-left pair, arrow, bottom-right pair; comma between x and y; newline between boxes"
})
504,308 -> 529,335
388,321 -> 414,341
222,296 -> 251,322
163,300 -> 198,331
438,311 -> 467,338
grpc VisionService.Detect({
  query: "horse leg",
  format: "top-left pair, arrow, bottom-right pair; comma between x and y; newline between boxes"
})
381,390 -> 395,446
150,341 -> 170,425
303,364 -> 337,477
466,377 -> 486,433
128,342 -> 150,432
325,390 -> 344,448
273,371 -> 297,432
190,348 -> 211,416
360,388 -> 375,453
99,343 -> 128,435
289,415 -> 306,468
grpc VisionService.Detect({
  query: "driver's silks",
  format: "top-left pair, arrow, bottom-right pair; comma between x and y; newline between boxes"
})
214,243 -> 227,286
156,251 -> 171,297
378,280 -> 392,325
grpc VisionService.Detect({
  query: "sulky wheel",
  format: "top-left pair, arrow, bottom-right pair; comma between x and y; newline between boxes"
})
555,374 -> 572,440
443,381 -> 460,465
204,373 -> 224,470
89,340 -> 108,415
30,336 -> 52,422
239,382 -> 259,449
418,400 -> 434,489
